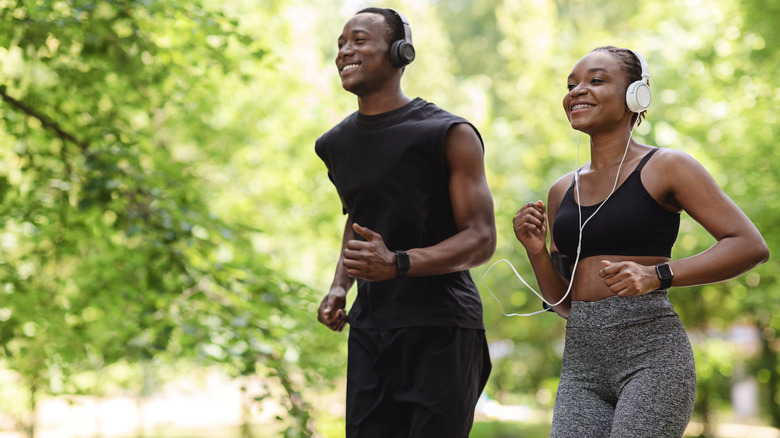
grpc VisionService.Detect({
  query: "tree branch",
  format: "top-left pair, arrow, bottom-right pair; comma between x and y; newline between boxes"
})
0,85 -> 88,151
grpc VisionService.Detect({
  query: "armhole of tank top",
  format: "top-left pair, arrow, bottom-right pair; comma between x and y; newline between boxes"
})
636,147 -> 678,213
549,174 -> 574,230
461,121 -> 485,153
442,119 -> 471,184
635,147 -> 660,174
441,120 -> 456,177
560,172 -> 578,208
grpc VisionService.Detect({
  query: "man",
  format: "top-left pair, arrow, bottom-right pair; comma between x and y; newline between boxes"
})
315,7 -> 496,437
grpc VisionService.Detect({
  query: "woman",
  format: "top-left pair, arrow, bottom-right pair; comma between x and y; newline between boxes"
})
513,46 -> 769,437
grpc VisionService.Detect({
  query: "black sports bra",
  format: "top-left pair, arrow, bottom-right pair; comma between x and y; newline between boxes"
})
553,148 -> 680,261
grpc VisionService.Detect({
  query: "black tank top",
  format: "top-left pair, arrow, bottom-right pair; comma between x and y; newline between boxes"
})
553,148 -> 680,260
315,98 -> 486,330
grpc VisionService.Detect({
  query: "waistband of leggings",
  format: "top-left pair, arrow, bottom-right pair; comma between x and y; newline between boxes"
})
566,290 -> 679,329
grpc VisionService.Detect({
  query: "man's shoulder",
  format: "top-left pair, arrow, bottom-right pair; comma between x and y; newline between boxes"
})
315,111 -> 359,149
413,98 -> 466,122
411,99 -> 482,148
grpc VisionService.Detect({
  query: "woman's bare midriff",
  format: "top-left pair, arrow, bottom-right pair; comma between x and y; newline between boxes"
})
569,255 -> 670,302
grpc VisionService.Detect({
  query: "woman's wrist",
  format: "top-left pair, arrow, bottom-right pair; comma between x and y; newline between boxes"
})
525,246 -> 550,260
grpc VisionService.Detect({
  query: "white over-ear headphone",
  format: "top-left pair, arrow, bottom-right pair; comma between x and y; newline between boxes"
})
625,49 -> 651,113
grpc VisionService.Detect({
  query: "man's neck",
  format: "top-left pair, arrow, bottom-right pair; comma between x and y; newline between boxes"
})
357,90 -> 412,116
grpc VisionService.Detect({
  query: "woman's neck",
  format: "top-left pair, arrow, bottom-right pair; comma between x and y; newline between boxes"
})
587,128 -> 635,171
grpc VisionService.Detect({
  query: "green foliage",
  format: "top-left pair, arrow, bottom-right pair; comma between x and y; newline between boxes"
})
0,0 -> 336,435
0,0 -> 778,436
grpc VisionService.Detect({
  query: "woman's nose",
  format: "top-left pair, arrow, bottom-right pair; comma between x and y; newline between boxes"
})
569,83 -> 586,96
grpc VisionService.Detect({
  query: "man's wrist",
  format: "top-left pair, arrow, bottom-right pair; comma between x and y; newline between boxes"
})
328,286 -> 348,298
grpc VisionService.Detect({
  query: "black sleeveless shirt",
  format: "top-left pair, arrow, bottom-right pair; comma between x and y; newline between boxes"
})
553,148 -> 680,261
315,98 -> 486,330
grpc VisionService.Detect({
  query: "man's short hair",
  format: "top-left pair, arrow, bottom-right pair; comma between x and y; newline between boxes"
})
356,7 -> 405,47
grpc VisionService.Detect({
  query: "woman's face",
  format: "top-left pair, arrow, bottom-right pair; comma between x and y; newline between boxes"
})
563,51 -> 632,133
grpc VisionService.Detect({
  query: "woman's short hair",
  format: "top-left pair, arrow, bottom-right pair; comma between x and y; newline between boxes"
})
591,46 -> 649,125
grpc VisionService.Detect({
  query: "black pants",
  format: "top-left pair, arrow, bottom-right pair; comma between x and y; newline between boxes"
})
346,326 -> 491,438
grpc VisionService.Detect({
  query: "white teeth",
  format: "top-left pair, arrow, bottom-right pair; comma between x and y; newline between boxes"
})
572,104 -> 593,111
342,64 -> 358,71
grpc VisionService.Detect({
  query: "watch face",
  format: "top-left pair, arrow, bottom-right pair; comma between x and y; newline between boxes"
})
657,263 -> 673,279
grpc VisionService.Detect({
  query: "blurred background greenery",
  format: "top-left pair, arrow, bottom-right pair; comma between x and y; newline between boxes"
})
0,0 -> 777,437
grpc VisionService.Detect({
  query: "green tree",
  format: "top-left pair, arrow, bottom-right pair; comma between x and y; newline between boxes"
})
1,0 -> 777,436
0,1 -> 338,436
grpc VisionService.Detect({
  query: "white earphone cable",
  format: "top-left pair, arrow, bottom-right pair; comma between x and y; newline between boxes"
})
484,118 -> 639,317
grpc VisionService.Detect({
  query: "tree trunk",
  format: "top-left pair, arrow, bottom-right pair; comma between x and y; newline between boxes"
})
267,354 -> 319,438
27,378 -> 37,438
756,317 -> 780,428
240,382 -> 254,438
699,383 -> 714,438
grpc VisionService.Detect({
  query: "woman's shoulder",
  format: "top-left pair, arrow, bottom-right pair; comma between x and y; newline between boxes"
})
548,171 -> 576,211
646,145 -> 695,162
641,146 -> 717,210
551,171 -> 576,191
645,146 -> 706,175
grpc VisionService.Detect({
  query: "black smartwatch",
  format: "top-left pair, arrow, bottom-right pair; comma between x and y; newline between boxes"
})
395,250 -> 410,277
655,263 -> 674,290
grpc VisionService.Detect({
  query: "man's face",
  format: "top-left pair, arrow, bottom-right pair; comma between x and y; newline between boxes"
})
335,13 -> 396,95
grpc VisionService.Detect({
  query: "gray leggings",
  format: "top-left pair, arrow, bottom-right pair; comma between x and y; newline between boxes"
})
551,291 -> 696,438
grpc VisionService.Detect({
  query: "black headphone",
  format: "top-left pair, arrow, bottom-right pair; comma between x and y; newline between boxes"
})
388,9 -> 415,68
